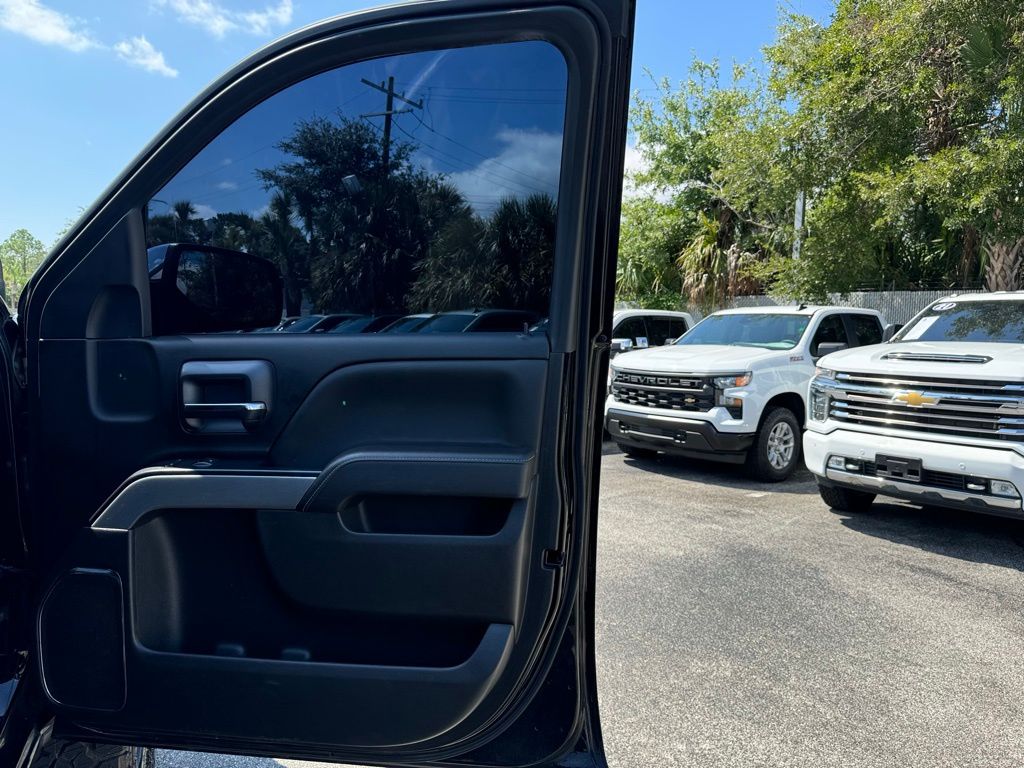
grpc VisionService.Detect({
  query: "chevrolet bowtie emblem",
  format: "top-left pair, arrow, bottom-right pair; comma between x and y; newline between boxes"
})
893,390 -> 938,407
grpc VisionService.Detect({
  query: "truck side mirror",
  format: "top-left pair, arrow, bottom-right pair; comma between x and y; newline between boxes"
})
609,337 -> 633,358
815,341 -> 848,358
150,243 -> 284,335
882,323 -> 903,342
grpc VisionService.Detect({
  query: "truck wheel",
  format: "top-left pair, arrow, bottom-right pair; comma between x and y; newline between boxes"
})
747,407 -> 801,482
31,739 -> 153,768
615,441 -> 657,459
817,482 -> 875,512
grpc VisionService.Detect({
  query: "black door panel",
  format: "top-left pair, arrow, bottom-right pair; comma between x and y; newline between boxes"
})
37,344 -> 562,753
20,0 -> 634,764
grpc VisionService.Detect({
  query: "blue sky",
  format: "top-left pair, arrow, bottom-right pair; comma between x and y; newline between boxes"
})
0,0 -> 832,246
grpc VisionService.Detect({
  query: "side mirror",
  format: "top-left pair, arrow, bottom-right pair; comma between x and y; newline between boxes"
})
882,323 -> 904,342
815,341 -> 848,358
150,244 -> 283,334
610,337 -> 633,358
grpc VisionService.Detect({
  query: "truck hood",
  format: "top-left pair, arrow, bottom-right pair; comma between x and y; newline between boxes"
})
820,341 -> 1024,382
612,344 -> 785,374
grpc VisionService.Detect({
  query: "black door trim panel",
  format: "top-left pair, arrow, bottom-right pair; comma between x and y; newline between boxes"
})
301,451 -> 536,511
90,468 -> 317,531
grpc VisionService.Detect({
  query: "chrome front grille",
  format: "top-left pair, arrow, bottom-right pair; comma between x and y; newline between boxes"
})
824,371 -> 1024,440
610,370 -> 715,412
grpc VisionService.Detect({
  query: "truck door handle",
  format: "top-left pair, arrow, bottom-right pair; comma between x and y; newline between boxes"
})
182,402 -> 268,428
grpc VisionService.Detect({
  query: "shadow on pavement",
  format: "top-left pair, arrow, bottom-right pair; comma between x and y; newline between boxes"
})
830,501 -> 1024,571
602,440 -> 818,495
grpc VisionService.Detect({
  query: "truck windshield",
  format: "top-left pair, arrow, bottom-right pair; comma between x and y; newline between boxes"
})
896,300 -> 1024,343
676,313 -> 810,350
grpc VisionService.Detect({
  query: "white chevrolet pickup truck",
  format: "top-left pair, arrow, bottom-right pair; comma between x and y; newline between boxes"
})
606,306 -> 885,481
806,293 -> 1024,518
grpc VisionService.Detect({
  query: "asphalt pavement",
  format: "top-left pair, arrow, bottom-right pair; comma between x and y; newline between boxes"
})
158,445 -> 1024,768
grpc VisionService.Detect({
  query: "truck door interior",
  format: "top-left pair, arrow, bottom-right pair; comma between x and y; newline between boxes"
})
17,1 -> 633,766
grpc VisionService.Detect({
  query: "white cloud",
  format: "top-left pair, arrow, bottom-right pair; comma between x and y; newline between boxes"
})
0,0 -> 98,52
444,129 -> 563,215
622,140 -> 674,203
193,203 -> 217,220
239,0 -> 291,35
215,180 -> 238,191
114,36 -> 177,78
154,0 -> 292,38
622,142 -> 645,198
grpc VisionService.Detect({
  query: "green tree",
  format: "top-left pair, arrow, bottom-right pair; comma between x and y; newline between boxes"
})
259,115 -> 440,314
626,61 -> 785,310
0,228 -> 47,308
147,200 -> 209,245
625,0 -> 1024,303
257,192 -> 308,316
408,193 -> 557,314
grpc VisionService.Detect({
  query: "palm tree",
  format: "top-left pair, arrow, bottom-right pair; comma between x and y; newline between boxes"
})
259,192 -> 309,315
171,200 -> 205,243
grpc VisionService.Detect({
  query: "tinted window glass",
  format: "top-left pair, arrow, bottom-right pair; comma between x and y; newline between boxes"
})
471,312 -> 536,332
382,315 -> 433,333
678,314 -> 809,350
811,315 -> 849,355
419,314 -> 476,333
153,247 -> 282,334
613,317 -> 648,345
646,316 -> 685,346
849,314 -> 882,346
146,41 -> 567,334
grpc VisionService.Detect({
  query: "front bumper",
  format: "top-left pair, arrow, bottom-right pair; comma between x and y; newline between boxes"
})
805,428 -> 1024,519
606,408 -> 755,463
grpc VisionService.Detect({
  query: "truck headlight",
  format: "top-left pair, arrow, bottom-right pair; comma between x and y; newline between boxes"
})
713,373 -> 750,416
810,384 -> 829,421
713,372 -> 752,389
815,366 -> 835,379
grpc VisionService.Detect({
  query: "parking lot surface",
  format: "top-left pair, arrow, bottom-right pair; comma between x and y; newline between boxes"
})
159,446 -> 1024,768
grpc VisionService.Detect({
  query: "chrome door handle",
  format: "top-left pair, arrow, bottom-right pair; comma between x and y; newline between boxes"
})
182,402 -> 268,428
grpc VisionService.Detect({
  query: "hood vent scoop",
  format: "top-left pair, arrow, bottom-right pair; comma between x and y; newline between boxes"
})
881,351 -> 992,364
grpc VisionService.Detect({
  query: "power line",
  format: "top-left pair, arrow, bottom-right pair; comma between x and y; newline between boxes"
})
408,111 -> 552,188
387,119 -> 551,195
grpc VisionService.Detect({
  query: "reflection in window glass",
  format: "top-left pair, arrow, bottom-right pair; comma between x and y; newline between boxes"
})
678,314 -> 811,350
896,300 -> 1024,343
146,41 -> 567,334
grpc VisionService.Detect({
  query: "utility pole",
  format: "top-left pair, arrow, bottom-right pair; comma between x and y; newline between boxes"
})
791,189 -> 805,260
360,76 -> 423,173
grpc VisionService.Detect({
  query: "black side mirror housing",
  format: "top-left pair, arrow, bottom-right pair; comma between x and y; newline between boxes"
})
882,323 -> 904,342
149,243 -> 283,334
815,341 -> 848,358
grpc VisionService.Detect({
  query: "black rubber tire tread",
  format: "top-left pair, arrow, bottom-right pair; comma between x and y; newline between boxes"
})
817,482 -> 876,512
615,441 -> 658,459
746,407 -> 801,483
31,739 -> 150,768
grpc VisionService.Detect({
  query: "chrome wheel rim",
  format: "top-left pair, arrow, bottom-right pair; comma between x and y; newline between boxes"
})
766,421 -> 795,470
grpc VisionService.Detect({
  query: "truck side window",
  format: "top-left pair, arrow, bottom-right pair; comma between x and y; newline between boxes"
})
810,314 -> 849,356
849,314 -> 883,346
613,317 -> 648,346
647,317 -> 679,344
144,41 -> 568,335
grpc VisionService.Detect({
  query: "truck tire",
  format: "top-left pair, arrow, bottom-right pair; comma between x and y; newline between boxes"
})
31,740 -> 153,768
615,441 -> 657,459
817,482 -> 875,512
747,407 -> 801,482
